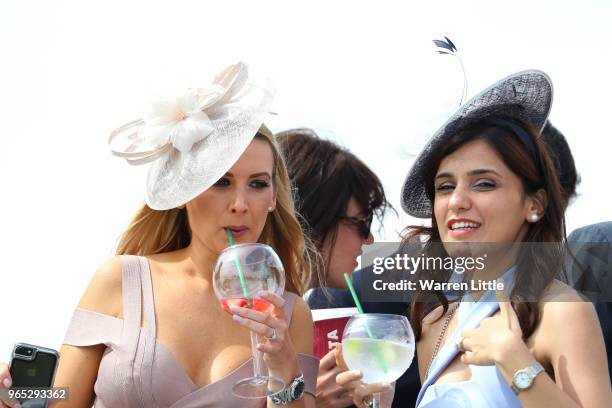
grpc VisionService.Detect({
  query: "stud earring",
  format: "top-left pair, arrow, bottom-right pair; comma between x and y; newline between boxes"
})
268,207 -> 274,212
529,212 -> 539,222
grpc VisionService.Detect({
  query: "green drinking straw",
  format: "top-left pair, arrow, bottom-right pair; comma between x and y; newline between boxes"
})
227,229 -> 251,308
343,273 -> 388,373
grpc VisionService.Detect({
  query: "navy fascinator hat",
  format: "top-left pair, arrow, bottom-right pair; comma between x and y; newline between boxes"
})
400,70 -> 553,218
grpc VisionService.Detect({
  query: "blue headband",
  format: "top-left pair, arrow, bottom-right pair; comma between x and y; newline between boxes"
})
483,117 -> 542,170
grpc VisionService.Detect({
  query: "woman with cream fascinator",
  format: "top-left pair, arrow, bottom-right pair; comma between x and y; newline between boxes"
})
0,62 -> 318,407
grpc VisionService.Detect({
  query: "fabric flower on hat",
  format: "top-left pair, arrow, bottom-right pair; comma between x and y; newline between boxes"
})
109,62 -> 275,210
140,89 -> 215,154
109,62 -> 249,166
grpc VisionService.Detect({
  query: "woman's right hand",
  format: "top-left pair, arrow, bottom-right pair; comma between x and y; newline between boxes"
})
315,349 -> 353,408
0,363 -> 20,408
334,345 -> 395,408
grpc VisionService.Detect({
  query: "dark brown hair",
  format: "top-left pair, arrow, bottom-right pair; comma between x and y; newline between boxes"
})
277,128 -> 391,287
406,118 -> 566,341
540,121 -> 580,210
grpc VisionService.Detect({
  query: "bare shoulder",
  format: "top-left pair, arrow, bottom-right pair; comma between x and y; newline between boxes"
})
535,283 -> 610,403
539,279 -> 599,335
77,256 -> 123,317
146,249 -> 182,264
541,279 -> 585,303
289,294 -> 313,327
288,294 -> 313,354
146,248 -> 189,276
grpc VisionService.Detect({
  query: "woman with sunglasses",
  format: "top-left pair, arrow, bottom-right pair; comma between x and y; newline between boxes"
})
277,128 -> 390,408
277,128 -> 389,291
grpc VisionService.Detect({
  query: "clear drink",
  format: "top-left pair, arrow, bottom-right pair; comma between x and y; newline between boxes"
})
342,338 -> 414,384
342,313 -> 415,408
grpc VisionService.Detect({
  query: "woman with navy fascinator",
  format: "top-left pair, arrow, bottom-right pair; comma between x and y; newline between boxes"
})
336,69 -> 611,407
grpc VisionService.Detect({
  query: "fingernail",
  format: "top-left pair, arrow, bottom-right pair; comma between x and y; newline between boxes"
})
381,382 -> 391,388
229,305 -> 241,313
232,315 -> 242,322
2,377 -> 11,388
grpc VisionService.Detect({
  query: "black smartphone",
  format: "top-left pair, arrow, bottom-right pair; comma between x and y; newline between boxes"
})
8,343 -> 59,407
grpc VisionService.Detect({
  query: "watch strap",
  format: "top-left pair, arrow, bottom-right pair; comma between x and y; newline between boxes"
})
525,361 -> 544,378
511,361 -> 544,394
270,373 -> 305,405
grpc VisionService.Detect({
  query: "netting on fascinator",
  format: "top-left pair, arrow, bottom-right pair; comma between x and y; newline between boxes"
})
400,37 -> 553,218
108,62 -> 276,210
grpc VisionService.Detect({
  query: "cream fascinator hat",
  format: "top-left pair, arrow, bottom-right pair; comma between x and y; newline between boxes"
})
109,62 -> 275,210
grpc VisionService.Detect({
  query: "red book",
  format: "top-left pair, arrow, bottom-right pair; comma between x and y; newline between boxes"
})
311,308 -> 358,359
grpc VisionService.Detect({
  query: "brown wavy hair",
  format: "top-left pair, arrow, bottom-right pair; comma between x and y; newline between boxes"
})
277,128 -> 391,288
115,125 -> 317,295
406,118 -> 566,341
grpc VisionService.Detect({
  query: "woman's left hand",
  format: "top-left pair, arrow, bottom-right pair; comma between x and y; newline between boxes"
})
459,293 -> 530,366
229,291 -> 297,373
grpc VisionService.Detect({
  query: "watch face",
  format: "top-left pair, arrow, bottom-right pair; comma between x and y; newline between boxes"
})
291,380 -> 305,399
515,371 -> 532,389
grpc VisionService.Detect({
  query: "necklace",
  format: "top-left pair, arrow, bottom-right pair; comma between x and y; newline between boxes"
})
424,302 -> 460,380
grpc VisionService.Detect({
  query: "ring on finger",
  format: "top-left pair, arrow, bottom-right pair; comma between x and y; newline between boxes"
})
265,328 -> 277,341
455,336 -> 465,352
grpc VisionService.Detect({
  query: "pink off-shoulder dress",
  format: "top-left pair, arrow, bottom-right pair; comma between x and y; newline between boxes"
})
63,255 -> 318,407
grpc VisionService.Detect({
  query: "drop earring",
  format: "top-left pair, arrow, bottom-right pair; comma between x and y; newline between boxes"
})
529,212 -> 539,222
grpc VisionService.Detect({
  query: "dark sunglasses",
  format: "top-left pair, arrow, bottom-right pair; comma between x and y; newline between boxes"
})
339,213 -> 373,239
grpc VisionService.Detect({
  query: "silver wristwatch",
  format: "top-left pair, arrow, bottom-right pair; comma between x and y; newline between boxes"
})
511,361 -> 544,394
270,373 -> 305,405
